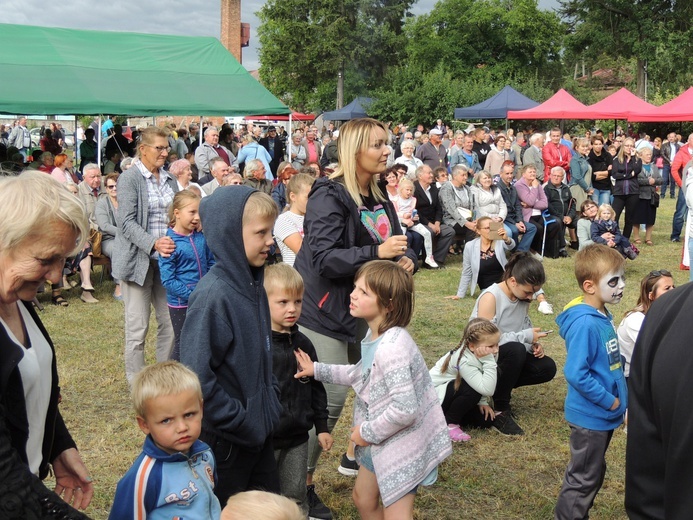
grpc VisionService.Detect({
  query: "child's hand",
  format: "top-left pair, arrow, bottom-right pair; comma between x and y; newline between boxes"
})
532,343 -> 545,358
610,397 -> 621,410
479,405 -> 495,421
532,327 -> 548,344
350,425 -> 370,447
293,349 -> 315,379
474,345 -> 498,358
317,432 -> 333,451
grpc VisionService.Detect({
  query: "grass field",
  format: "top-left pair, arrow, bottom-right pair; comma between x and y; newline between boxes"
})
39,197 -> 687,519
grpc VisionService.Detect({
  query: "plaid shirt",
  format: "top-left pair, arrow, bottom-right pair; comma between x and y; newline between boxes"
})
132,159 -> 175,257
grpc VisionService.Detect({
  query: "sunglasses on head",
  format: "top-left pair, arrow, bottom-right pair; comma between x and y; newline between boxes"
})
648,269 -> 672,279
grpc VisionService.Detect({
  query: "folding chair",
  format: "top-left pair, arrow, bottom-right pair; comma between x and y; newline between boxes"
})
541,210 -> 557,258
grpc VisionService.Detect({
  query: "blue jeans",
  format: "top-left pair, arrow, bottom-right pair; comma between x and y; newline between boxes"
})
671,187 -> 687,240
661,165 -> 676,197
591,189 -> 611,206
506,221 -> 537,252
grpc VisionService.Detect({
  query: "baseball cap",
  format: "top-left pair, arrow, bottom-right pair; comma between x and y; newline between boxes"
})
429,128 -> 443,136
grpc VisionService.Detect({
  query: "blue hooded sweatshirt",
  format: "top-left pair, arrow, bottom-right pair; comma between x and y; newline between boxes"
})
180,186 -> 282,448
556,296 -> 627,431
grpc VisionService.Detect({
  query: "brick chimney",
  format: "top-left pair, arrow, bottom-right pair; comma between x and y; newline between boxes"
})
220,0 -> 242,63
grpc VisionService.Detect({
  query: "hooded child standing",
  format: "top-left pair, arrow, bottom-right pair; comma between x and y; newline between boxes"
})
180,187 -> 282,503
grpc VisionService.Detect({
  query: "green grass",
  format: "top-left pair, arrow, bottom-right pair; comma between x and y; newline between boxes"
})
40,198 -> 687,519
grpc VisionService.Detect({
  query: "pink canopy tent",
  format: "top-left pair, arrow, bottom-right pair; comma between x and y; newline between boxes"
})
586,88 -> 657,119
244,111 -> 314,121
507,89 -> 590,120
627,87 -> 693,122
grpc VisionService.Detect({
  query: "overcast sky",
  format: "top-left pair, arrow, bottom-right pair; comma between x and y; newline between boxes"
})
0,0 -> 559,72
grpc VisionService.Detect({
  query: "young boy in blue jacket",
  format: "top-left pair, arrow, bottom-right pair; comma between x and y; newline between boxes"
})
109,361 -> 221,520
180,187 -> 282,503
554,244 -> 628,520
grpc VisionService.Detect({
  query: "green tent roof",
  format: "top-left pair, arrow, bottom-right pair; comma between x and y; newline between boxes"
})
0,23 -> 289,116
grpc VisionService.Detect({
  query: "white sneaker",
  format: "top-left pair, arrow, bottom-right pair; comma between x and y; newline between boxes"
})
531,252 -> 544,262
424,256 -> 439,269
538,300 -> 553,315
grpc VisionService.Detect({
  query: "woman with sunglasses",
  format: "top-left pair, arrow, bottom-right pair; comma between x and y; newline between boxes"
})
95,173 -> 122,300
617,270 -> 675,378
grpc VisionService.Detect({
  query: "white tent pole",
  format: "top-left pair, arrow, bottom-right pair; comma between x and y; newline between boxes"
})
97,115 -> 102,170
288,113 -> 292,161
199,116 -> 203,143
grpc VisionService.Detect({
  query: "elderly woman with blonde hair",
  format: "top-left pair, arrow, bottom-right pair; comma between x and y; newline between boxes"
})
0,171 -> 94,518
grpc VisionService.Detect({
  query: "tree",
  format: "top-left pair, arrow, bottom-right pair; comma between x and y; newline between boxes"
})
257,0 -> 415,112
559,0 -> 693,98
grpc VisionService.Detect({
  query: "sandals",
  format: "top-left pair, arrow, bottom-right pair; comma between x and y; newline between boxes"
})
646,240 -> 654,246
51,295 -> 69,307
633,238 -> 642,244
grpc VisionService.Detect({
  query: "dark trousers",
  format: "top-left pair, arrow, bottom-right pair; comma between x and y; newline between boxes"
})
528,215 -> 561,257
441,380 -> 493,429
168,306 -> 187,361
406,229 -> 424,260
661,164 -> 676,197
555,425 -> 614,520
612,194 -> 639,239
493,342 -> 557,411
671,185 -> 687,240
200,431 -> 280,506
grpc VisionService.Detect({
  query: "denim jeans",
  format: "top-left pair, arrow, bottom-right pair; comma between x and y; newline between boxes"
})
671,187 -> 687,240
506,221 -> 537,252
591,189 -> 612,206
661,165 -> 676,197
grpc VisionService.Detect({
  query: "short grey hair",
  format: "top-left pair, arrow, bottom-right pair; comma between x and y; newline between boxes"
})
120,157 -> 134,171
550,166 -> 566,177
530,133 -> 543,145
415,165 -> 430,179
451,164 -> 470,178
0,171 -> 88,253
83,163 -> 100,175
244,159 -> 264,178
400,139 -> 416,152
210,157 -> 227,172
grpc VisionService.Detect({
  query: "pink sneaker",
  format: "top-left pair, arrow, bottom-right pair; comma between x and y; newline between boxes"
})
447,424 -> 471,442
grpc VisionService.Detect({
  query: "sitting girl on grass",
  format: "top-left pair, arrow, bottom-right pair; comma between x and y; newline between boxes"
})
294,260 -> 451,519
591,204 -> 638,259
430,318 -> 500,442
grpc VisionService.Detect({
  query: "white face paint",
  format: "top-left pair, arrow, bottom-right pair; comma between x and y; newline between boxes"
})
598,270 -> 626,305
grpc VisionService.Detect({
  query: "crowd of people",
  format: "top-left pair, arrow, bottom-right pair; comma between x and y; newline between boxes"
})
1,114 -> 692,520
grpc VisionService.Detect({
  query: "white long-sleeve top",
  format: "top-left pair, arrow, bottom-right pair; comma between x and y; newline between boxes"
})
429,347 -> 498,406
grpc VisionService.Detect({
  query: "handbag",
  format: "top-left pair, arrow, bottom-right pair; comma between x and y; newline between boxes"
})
651,191 -> 660,208
89,228 -> 103,257
457,207 -> 473,221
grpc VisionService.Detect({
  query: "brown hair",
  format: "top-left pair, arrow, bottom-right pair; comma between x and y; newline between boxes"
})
440,318 -> 499,391
574,244 -> 625,289
167,190 -> 201,227
104,173 -> 119,188
137,126 -> 169,159
354,260 -> 414,335
624,269 -> 674,317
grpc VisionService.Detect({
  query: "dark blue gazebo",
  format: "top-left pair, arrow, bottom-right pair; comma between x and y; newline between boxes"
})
322,97 -> 373,121
454,86 -> 539,120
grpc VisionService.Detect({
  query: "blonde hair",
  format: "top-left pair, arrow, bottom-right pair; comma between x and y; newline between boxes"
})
397,177 -> 414,196
286,173 -> 315,201
330,118 -> 387,206
597,203 -> 615,220
132,361 -> 203,418
574,244 -> 626,290
168,190 -> 201,227
473,170 -> 493,186
221,491 -> 303,520
354,260 -> 414,334
616,137 -> 635,163
137,126 -> 169,159
0,171 -> 88,254
440,318 -> 499,391
264,263 -> 304,297
243,191 -> 278,226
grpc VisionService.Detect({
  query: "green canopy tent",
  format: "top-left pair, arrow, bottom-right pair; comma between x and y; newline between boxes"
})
0,23 -> 289,116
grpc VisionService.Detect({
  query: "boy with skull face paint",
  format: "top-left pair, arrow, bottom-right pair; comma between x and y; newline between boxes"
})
554,244 -> 628,519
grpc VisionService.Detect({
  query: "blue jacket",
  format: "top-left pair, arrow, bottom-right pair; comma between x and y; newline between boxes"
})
556,296 -> 627,430
180,186 -> 282,448
109,437 -> 221,520
158,228 -> 215,307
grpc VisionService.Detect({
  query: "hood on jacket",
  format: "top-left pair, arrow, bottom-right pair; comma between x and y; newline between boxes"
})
199,185 -> 259,285
556,295 -> 611,338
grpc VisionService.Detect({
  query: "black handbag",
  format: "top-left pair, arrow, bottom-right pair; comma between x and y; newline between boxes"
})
651,191 -> 660,208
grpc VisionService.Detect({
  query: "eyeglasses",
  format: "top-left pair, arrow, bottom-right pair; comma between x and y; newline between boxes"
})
648,269 -> 672,279
146,145 -> 170,154
106,185 -> 117,189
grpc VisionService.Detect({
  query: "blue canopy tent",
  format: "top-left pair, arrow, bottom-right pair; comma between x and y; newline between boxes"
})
454,86 -> 539,120
322,97 -> 373,121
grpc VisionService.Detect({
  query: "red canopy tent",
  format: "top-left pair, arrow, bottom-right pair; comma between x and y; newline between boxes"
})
507,89 -> 590,120
586,88 -> 657,119
627,87 -> 693,122
244,111 -> 314,121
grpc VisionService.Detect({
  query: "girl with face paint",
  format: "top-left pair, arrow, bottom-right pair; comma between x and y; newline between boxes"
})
617,269 -> 675,378
555,244 -> 628,520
